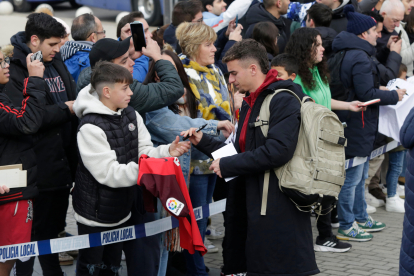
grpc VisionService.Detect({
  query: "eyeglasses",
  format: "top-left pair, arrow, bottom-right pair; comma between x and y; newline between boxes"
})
0,57 -> 10,69
95,30 -> 106,35
87,29 -> 106,38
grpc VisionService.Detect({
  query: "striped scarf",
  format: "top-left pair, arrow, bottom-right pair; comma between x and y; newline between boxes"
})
180,54 -> 231,121
60,41 -> 92,62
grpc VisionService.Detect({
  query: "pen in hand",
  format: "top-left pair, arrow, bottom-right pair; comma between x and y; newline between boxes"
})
396,86 -> 409,96
183,124 -> 208,141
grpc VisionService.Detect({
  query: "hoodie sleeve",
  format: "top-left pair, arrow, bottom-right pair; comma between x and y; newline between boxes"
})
77,112 -> 171,189
0,77 -> 47,135
348,51 -> 399,105
129,60 -> 184,114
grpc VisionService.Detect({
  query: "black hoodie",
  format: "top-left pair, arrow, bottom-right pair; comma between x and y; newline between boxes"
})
244,3 -> 291,53
3,31 -> 78,191
316,26 -> 338,60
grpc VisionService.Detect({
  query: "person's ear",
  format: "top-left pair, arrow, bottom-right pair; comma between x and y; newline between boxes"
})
289,73 -> 297,81
102,86 -> 111,99
250,64 -> 258,76
310,19 -> 315,28
380,11 -> 386,17
90,33 -> 97,43
276,0 -> 282,8
30,35 -> 40,50
206,4 -> 213,12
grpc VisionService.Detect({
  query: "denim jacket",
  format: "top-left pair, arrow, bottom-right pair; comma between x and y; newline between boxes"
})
146,107 -> 220,186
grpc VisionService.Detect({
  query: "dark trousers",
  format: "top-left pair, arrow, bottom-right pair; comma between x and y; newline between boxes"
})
76,222 -> 124,276
16,189 -> 70,276
123,211 -> 160,276
316,196 -> 337,239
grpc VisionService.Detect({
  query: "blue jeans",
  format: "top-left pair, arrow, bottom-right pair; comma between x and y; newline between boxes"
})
401,150 -> 408,178
338,161 -> 369,230
386,151 -> 405,197
157,244 -> 168,276
183,174 -> 216,276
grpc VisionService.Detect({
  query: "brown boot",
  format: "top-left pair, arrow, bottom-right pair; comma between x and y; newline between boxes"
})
59,252 -> 74,266
399,176 -> 406,185
369,187 -> 387,202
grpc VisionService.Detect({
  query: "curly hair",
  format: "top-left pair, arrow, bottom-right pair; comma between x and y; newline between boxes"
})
285,28 -> 330,91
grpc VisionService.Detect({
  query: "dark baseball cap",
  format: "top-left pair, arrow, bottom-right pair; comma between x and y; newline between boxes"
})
89,37 -> 131,68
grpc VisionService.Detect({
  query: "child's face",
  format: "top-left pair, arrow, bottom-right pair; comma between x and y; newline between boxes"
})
272,66 -> 296,81
107,82 -> 133,111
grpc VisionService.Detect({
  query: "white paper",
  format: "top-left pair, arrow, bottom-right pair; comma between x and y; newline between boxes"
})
211,143 -> 238,182
0,169 -> 27,189
379,78 -> 414,141
224,123 -> 238,145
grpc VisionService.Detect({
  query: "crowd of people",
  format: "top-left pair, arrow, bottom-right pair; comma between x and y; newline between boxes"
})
0,0 -> 414,275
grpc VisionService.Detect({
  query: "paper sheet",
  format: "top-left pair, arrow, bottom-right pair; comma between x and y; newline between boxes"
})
211,143 -> 238,182
0,168 -> 27,189
379,78 -> 414,141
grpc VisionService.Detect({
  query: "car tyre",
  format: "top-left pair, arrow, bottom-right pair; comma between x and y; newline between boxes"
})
132,0 -> 163,26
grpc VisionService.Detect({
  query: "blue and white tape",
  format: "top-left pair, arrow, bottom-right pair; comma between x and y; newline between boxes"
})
0,199 -> 227,262
0,140 -> 403,261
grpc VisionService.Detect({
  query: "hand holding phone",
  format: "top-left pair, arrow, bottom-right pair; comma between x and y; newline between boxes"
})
27,53 -> 45,78
130,21 -> 146,51
30,50 -> 43,63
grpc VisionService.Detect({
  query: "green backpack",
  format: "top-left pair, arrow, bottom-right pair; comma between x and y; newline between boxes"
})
253,89 -> 347,215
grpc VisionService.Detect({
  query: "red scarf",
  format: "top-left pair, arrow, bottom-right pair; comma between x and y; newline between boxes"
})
239,69 -> 281,152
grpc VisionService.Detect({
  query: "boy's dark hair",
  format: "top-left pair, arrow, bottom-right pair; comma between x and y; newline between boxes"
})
271,54 -> 299,75
399,63 -> 408,78
25,13 -> 66,43
91,61 -> 133,92
307,4 -> 332,27
201,0 -> 214,11
363,11 -> 384,23
71,13 -> 96,41
116,11 -> 145,38
222,39 -> 269,74
172,0 -> 203,26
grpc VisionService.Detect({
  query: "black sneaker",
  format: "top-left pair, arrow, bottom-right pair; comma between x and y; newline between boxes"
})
314,236 -> 352,253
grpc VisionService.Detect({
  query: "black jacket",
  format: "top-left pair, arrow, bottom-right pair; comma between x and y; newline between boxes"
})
244,3 -> 291,53
73,107 -> 137,223
376,28 -> 399,65
332,31 -> 399,158
76,60 -> 184,119
0,77 -> 48,205
195,80 -> 319,276
3,31 -> 78,191
330,2 -> 352,34
316,26 -> 338,60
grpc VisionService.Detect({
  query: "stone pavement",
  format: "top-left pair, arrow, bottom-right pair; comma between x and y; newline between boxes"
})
29,196 -> 403,276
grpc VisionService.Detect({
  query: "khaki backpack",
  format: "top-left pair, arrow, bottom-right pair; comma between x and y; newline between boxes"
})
253,89 -> 347,215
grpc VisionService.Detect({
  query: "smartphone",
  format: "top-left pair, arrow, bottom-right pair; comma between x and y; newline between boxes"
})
235,15 -> 239,27
30,50 -> 43,62
398,30 -> 402,40
130,21 -> 146,51
358,99 -> 381,107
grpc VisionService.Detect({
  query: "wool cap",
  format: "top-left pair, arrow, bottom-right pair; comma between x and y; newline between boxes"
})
344,5 -> 377,35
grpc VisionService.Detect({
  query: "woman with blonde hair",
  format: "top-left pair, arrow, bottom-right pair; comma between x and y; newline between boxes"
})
176,22 -> 231,275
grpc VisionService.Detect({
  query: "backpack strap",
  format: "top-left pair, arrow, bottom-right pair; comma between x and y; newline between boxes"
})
259,89 -> 309,215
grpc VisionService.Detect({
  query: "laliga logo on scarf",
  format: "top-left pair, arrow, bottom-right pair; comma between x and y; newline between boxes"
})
174,157 -> 180,167
166,197 -> 185,216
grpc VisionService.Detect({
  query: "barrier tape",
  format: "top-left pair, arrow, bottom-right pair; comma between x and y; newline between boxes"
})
0,140 -> 402,261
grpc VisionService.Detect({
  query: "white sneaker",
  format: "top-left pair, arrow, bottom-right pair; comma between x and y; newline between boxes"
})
365,191 -> 385,207
366,204 -> 377,214
205,225 -> 224,239
204,238 -> 219,253
121,251 -> 126,261
398,185 -> 405,199
386,195 -> 405,213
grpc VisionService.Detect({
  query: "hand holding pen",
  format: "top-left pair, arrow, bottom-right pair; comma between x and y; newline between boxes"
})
180,124 -> 207,146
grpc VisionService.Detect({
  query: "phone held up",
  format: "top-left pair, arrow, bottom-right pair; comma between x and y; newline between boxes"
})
30,51 -> 43,63
130,21 -> 147,51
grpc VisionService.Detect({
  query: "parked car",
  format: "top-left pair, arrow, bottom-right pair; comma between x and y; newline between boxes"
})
75,0 -> 170,26
8,0 -> 80,12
